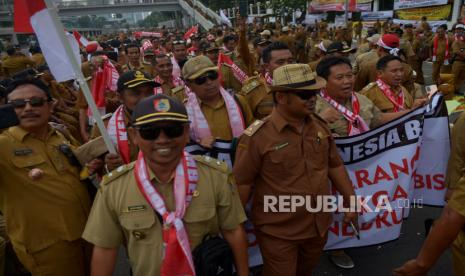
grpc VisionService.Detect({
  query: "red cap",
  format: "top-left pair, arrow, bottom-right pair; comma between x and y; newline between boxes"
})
86,41 -> 100,53
378,34 -> 400,49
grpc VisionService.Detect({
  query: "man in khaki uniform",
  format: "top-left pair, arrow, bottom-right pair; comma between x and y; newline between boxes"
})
353,34 -> 379,74
446,112 -> 465,194
92,70 -> 160,172
394,173 -> 465,276
234,64 -> 358,275
0,78 -> 101,275
316,56 -> 410,137
361,55 -> 416,113
30,46 -> 45,67
152,54 -> 186,103
430,25 -> 452,84
2,48 -> 35,78
239,41 -> 294,119
182,56 -> 253,150
451,24 -> 465,92
83,94 -> 249,276
121,44 -> 153,77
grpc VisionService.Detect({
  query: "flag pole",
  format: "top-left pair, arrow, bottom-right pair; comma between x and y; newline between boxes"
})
43,0 -> 116,154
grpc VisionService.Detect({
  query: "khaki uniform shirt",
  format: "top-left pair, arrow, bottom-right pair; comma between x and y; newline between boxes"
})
353,50 -> 377,74
361,82 -> 413,113
0,126 -> 91,253
430,36 -> 450,62
1,55 -> 35,77
195,95 -> 254,140
233,110 -> 343,240
239,75 -> 273,120
315,93 -> 382,137
452,40 -> 465,62
448,174 -> 465,276
82,156 -> 246,276
121,62 -> 154,77
31,53 -> 46,67
446,112 -> 465,188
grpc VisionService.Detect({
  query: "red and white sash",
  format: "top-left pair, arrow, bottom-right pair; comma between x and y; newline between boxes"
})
186,87 -> 245,142
264,72 -> 273,85
171,56 -> 181,79
107,105 -> 130,164
134,151 -> 197,276
319,89 -> 369,136
376,79 -> 405,112
432,35 -> 450,65
217,53 -> 249,85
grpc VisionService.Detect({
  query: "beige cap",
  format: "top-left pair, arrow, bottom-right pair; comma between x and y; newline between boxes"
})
260,30 -> 271,36
181,55 -> 218,80
270,64 -> 326,91
367,34 -> 381,44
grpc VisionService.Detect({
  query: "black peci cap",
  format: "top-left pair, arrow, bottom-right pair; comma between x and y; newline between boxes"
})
117,70 -> 160,93
131,94 -> 189,127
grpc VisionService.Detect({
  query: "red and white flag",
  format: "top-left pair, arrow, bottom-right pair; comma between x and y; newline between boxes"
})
14,0 -> 81,82
183,25 -> 199,40
73,30 -> 90,48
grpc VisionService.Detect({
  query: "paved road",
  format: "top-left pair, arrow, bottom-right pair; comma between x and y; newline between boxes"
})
113,62 -> 455,276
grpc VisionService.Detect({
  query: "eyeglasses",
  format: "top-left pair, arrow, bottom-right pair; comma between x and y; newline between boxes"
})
8,97 -> 49,109
173,40 -> 186,45
137,124 -> 185,140
287,90 -> 318,101
193,71 -> 219,85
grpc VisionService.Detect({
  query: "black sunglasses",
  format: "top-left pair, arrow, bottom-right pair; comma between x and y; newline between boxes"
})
287,90 -> 318,101
137,124 -> 185,140
8,97 -> 49,109
193,71 -> 219,85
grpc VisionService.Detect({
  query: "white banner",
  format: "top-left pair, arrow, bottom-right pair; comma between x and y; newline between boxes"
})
361,11 -> 394,21
324,94 -> 449,250
394,0 -> 448,10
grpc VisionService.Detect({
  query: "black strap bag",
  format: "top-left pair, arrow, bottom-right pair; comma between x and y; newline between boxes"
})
192,235 -> 234,276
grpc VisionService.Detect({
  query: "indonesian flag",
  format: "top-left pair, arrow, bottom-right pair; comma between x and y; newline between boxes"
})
134,31 -> 163,39
183,25 -> 199,40
217,53 -> 249,85
73,30 -> 89,48
14,0 -> 81,82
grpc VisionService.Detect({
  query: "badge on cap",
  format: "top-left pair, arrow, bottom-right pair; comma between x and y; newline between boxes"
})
153,98 -> 170,112
134,71 -> 145,80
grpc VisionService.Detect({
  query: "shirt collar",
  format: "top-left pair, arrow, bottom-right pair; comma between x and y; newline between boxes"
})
271,108 -> 313,133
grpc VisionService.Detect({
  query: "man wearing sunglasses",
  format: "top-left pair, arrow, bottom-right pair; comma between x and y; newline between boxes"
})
234,64 -> 358,276
0,78 -> 103,275
182,56 -> 253,167
92,70 -> 160,172
240,41 -> 294,119
83,94 -> 249,276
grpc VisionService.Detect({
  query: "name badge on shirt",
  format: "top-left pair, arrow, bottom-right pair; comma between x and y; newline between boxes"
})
125,205 -> 146,213
274,142 -> 289,151
14,148 -> 33,156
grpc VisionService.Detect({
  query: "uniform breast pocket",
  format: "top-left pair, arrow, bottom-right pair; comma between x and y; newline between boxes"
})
120,212 -> 160,245
11,154 -> 46,170
309,137 -> 330,169
184,206 -> 217,248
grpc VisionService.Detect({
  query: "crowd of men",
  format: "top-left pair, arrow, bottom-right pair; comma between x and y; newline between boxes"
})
0,14 -> 464,276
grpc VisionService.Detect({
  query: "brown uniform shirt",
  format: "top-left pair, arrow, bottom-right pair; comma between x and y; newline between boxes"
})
0,126 -> 91,253
2,55 -> 35,77
446,112 -> 465,188
31,53 -> 46,67
233,110 -> 343,240
361,82 -> 413,113
82,156 -> 246,276
195,95 -> 254,140
239,75 -> 273,120
452,39 -> 465,62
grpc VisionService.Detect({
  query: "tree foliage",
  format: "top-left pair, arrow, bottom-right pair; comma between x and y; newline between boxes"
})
138,12 -> 174,28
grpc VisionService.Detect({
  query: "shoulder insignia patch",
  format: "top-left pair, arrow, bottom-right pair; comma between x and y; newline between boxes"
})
241,77 -> 262,95
244,120 -> 264,136
193,155 -> 229,173
102,163 -> 135,186
171,86 -> 184,94
361,82 -> 377,93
